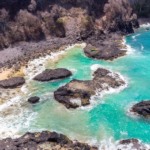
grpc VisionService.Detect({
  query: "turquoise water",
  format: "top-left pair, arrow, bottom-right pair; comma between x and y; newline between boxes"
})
2,29 -> 150,144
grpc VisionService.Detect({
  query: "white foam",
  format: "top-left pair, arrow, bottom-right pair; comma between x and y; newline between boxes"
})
86,138 -> 150,150
24,43 -> 86,81
140,23 -> 150,29
122,38 -> 135,55
0,101 -> 37,139
21,85 -> 29,94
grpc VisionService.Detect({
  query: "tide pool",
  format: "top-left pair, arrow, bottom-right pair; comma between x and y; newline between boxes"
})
1,29 -> 150,146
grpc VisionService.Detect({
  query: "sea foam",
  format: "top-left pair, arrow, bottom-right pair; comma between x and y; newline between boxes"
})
24,43 -> 86,81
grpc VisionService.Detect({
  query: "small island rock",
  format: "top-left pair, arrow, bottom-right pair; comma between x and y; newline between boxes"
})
131,100 -> 150,117
28,96 -> 40,104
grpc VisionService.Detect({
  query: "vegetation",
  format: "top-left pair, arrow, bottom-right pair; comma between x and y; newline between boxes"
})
129,0 -> 150,17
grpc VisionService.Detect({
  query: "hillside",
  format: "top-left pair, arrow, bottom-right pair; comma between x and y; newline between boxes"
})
0,0 -> 138,50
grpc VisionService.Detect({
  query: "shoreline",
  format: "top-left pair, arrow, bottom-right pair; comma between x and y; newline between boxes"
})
0,33 -> 125,80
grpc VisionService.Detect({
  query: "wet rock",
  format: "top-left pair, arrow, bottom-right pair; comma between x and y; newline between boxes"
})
0,77 -> 25,89
0,131 -> 97,150
84,44 -> 126,60
54,68 -> 125,109
119,139 -> 147,150
131,101 -> 150,117
54,79 -> 93,108
33,68 -> 72,82
28,96 -> 40,104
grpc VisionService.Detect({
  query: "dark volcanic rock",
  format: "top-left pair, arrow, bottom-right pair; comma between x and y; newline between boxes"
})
54,79 -> 93,108
131,101 -> 150,117
28,96 -> 40,104
0,131 -> 97,150
0,77 -> 25,88
54,68 -> 125,109
33,68 -> 72,82
84,43 -> 126,60
119,139 -> 147,150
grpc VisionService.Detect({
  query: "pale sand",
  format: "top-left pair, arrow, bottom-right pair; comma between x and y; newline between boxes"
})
0,67 -> 25,80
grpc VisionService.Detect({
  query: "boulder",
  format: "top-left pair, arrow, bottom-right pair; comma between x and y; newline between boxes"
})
54,80 -> 94,109
0,77 -> 25,89
84,44 -> 126,60
33,68 -> 72,82
54,68 -> 125,109
28,96 -> 40,104
119,139 -> 147,150
131,101 -> 150,117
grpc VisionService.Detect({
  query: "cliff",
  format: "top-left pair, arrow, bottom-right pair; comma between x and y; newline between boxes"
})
0,0 -> 138,50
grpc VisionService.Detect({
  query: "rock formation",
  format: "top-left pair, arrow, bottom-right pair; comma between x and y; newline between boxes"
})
54,68 -> 125,108
131,100 -> 150,117
33,68 -> 72,82
119,139 -> 147,150
0,131 -> 98,150
0,77 -> 25,88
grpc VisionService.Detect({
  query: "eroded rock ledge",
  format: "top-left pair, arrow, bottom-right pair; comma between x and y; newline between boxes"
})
130,100 -> 150,118
54,68 -> 125,109
33,68 -> 72,82
0,131 -> 97,150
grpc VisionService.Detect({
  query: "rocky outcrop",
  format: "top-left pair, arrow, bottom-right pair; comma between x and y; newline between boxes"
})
33,68 -> 72,82
84,43 -> 126,60
0,131 -> 97,150
28,96 -> 40,104
54,68 -> 125,108
119,139 -> 147,150
0,77 -> 25,88
83,32 -> 127,60
131,101 -> 150,117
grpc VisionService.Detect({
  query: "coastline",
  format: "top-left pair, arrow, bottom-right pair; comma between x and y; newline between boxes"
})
0,33 -> 125,80
0,34 -> 150,149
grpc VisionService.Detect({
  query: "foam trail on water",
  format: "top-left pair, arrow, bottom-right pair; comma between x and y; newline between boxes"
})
122,38 -> 135,55
132,34 -> 140,41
